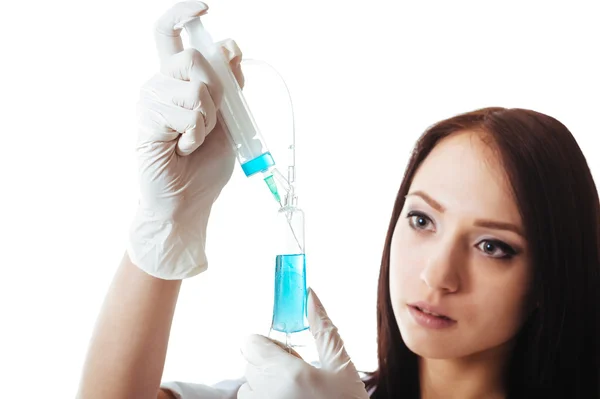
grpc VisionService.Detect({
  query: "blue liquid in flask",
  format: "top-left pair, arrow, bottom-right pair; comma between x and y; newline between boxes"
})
271,254 -> 308,334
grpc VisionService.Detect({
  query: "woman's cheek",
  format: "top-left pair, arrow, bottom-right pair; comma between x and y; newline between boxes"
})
390,233 -> 423,301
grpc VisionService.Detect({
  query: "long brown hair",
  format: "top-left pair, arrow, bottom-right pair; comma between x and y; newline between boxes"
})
365,107 -> 600,398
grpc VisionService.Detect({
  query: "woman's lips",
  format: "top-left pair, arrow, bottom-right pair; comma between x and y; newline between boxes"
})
407,303 -> 457,329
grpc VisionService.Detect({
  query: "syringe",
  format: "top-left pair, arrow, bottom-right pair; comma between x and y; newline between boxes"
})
182,17 -> 283,203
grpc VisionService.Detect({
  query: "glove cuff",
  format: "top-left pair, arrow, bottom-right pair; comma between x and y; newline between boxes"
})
127,205 -> 211,280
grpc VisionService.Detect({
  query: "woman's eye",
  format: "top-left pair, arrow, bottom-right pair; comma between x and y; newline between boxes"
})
407,211 -> 434,231
477,240 -> 517,259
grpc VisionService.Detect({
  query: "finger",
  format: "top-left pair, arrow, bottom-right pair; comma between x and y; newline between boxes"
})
217,38 -> 245,88
242,346 -> 297,396
307,288 -> 359,374
176,113 -> 206,156
154,1 -> 209,65
162,48 -> 223,109
161,79 -> 216,134
241,334 -> 289,367
138,95 -> 206,146
237,382 -> 256,399
144,74 -> 216,124
268,338 -> 303,359
196,82 -> 217,132
175,83 -> 218,156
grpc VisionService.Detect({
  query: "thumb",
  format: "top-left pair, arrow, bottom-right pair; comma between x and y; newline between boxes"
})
308,288 -> 359,375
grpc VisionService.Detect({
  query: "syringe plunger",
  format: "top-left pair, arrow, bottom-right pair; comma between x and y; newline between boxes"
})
184,18 -> 276,178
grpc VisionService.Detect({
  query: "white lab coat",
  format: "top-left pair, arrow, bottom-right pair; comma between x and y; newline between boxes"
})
161,378 -> 244,399
161,375 -> 375,398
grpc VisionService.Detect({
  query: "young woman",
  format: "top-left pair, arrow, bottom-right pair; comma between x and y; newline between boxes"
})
77,2 -> 600,398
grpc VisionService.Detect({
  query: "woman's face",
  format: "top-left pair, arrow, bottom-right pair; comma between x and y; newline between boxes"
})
390,131 -> 533,360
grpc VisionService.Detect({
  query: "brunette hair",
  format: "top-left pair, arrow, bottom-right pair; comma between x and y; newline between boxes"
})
365,107 -> 600,398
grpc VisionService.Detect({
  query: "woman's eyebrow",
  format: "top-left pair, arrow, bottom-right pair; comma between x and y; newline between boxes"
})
406,190 -> 524,237
473,220 -> 524,237
406,191 -> 445,212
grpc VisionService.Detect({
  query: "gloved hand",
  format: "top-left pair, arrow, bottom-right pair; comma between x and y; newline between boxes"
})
128,1 -> 245,279
238,289 -> 370,399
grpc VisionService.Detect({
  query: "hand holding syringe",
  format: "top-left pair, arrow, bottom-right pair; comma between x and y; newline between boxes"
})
182,16 -> 288,204
183,14 -> 303,251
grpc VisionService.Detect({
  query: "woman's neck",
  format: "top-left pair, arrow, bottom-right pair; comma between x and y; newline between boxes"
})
418,341 -> 513,399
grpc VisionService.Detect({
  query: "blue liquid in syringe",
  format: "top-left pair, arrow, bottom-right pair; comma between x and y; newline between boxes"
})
272,254 -> 309,334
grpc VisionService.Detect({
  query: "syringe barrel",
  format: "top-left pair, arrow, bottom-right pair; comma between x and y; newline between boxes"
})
184,18 -> 275,177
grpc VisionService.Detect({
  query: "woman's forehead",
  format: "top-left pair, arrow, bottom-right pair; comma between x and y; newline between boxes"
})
409,131 -> 521,222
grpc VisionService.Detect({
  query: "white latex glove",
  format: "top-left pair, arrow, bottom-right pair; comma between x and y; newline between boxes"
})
239,289 -> 370,399
128,1 -> 244,279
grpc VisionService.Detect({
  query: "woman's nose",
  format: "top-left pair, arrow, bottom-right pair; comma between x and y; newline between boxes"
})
420,237 -> 462,293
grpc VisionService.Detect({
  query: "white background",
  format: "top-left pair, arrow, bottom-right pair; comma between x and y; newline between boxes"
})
1,0 -> 599,397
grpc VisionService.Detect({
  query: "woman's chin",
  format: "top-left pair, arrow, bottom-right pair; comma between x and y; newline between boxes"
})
398,320 -> 466,359
404,337 -> 462,359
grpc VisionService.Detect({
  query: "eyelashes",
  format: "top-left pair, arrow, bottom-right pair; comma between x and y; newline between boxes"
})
407,211 -> 434,231
406,211 -> 518,260
476,240 -> 517,259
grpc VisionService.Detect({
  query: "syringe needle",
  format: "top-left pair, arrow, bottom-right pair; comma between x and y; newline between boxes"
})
264,174 -> 281,204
